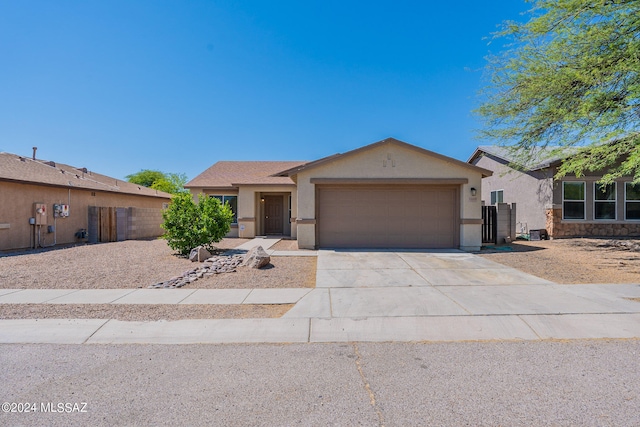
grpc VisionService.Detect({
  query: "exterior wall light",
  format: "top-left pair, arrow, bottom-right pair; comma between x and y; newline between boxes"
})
470,188 -> 477,196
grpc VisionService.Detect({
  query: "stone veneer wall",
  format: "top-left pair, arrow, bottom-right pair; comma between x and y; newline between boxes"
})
546,208 -> 640,238
126,207 -> 165,240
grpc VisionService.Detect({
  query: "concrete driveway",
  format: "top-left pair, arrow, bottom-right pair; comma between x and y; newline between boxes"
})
315,249 -> 553,287
283,249 -> 640,341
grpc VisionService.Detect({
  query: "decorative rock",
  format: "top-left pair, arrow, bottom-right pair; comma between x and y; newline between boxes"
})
242,245 -> 271,269
189,246 -> 212,262
148,253 -> 245,289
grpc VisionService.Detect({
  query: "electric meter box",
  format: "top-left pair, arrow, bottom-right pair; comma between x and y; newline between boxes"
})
34,203 -> 47,225
54,204 -> 70,218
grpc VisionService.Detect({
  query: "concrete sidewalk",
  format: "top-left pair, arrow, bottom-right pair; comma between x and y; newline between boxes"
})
233,236 -> 282,251
2,313 -> 640,344
0,288 -> 312,305
1,282 -> 639,344
1,249 -> 639,344
225,236 -> 318,256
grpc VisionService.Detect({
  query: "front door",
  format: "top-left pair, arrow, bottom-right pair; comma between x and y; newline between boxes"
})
264,195 -> 284,235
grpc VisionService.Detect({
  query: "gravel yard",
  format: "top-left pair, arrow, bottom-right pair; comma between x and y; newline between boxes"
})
0,238 -> 316,290
478,238 -> 640,284
0,303 -> 292,320
0,238 -> 315,320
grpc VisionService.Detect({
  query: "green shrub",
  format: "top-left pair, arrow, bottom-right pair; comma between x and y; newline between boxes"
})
161,193 -> 233,255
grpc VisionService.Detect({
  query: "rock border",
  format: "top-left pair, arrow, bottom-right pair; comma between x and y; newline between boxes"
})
149,254 -> 244,289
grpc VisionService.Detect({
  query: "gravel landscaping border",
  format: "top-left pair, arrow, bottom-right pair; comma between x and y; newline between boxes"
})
478,238 -> 640,284
0,303 -> 293,321
0,239 -> 316,290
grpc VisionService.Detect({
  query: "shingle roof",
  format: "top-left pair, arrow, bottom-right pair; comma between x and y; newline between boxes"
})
469,145 -> 573,170
185,161 -> 307,189
0,152 -> 172,199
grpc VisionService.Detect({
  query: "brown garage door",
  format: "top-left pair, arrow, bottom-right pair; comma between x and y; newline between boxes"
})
317,185 -> 459,249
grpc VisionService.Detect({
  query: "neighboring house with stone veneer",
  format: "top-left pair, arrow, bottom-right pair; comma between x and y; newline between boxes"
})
0,151 -> 172,251
186,138 -> 492,250
468,146 -> 640,238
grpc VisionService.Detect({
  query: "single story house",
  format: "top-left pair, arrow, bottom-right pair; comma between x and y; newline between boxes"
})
0,151 -> 172,251
468,145 -> 640,238
186,138 -> 492,250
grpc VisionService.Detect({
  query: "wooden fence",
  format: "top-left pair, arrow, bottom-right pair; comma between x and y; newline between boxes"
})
482,205 -> 497,244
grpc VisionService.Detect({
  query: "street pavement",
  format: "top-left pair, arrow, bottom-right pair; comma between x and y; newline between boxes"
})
1,341 -> 639,427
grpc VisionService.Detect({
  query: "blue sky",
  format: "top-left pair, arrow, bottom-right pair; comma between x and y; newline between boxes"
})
0,1 -> 528,181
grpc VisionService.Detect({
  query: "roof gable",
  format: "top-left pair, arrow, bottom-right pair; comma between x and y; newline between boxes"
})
278,138 -> 492,178
468,145 -> 572,171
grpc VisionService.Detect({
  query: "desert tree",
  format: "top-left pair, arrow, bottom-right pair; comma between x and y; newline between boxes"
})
477,0 -> 640,183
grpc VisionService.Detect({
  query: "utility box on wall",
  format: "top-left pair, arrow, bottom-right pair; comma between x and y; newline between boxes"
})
53,204 -> 70,218
34,203 -> 47,225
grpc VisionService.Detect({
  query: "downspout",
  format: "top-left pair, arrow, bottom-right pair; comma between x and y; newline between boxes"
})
53,216 -> 57,245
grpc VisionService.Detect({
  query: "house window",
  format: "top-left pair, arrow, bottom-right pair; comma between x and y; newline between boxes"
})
490,190 -> 503,205
563,182 -> 585,220
594,183 -> 616,220
211,195 -> 238,224
625,183 -> 640,220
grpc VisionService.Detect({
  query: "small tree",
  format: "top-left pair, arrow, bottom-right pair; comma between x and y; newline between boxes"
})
161,193 -> 233,255
126,170 -> 166,188
126,169 -> 189,194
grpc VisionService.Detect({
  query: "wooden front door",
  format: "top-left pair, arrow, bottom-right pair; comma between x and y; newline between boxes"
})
264,196 -> 284,235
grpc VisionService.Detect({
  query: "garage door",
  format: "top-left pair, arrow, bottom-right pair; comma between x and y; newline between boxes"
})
317,185 -> 459,249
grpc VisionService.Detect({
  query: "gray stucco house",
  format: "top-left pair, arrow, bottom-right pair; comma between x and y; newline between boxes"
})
468,146 -> 640,238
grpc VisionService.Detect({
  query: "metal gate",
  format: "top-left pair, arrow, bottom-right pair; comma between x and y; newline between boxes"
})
482,205 -> 497,244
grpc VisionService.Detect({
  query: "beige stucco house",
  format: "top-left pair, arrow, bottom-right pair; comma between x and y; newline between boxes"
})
186,138 -> 491,250
0,151 -> 172,251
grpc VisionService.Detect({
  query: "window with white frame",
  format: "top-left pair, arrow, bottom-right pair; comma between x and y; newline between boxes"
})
490,190 -> 503,205
211,195 -> 238,224
625,182 -> 640,220
563,181 -> 585,220
594,182 -> 616,220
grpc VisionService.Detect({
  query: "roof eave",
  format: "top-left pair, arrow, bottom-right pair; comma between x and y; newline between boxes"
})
230,182 -> 296,187
0,177 -> 172,199
273,154 -> 344,177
